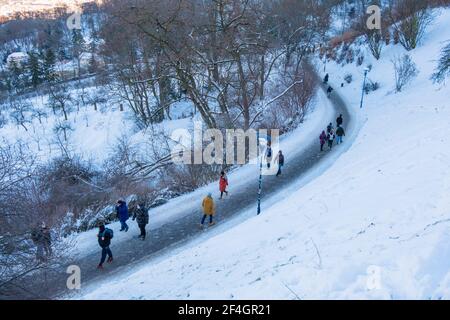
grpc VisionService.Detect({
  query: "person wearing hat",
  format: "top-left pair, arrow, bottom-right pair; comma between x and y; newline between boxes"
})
97,223 -> 114,269
116,200 -> 129,232
132,203 -> 149,240
219,171 -> 229,199
264,142 -> 273,169
201,193 -> 216,227
274,150 -> 285,177
31,223 -> 45,262
41,222 -> 52,258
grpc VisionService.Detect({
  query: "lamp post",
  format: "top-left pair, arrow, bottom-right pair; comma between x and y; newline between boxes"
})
257,131 -> 263,215
360,67 -> 369,109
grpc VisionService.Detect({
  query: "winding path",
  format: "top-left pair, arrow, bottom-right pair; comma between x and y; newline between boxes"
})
17,69 -> 352,299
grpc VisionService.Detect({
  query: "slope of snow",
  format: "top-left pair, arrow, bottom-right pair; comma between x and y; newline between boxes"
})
0,86 -> 195,165
75,9 -> 450,300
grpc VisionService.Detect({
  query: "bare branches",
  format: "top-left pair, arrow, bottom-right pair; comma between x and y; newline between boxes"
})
249,80 -> 302,127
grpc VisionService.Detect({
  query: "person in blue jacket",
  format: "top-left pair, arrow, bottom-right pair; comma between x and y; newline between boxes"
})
116,200 -> 129,232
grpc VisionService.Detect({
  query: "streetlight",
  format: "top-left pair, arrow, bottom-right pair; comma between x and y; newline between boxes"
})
256,132 -> 271,215
360,67 -> 369,109
257,131 -> 263,215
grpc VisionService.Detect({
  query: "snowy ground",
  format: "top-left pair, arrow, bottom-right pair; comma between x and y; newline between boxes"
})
0,87 -> 195,165
71,9 -> 450,300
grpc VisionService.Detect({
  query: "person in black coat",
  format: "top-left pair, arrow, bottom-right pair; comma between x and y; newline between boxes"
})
327,122 -> 333,134
31,222 -> 52,262
336,114 -> 343,127
327,86 -> 333,98
97,224 -> 114,269
132,203 -> 149,240
323,73 -> 329,84
274,151 -> 285,177
327,130 -> 335,150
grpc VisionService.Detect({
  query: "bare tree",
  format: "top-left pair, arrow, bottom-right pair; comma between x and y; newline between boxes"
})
387,0 -> 434,51
99,0 -> 331,131
392,54 -> 419,92
9,99 -> 32,131
0,142 -> 75,299
47,85 -> 73,121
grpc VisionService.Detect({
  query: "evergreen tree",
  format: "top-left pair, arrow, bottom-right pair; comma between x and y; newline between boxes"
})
43,49 -> 57,83
88,43 -> 98,74
71,29 -> 86,77
27,51 -> 42,88
8,60 -> 26,93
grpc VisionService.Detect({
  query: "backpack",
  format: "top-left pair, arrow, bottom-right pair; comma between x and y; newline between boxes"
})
31,229 -> 41,242
105,228 -> 114,239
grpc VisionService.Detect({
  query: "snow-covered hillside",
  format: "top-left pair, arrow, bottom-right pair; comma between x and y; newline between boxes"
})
74,9 -> 450,300
0,87 -> 194,165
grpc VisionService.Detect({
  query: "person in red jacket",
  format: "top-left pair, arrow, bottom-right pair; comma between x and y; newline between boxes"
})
219,171 -> 229,199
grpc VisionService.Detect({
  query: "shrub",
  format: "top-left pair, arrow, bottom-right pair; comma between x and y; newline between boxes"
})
364,79 -> 380,93
391,54 -> 419,92
366,31 -> 384,60
388,1 -> 434,51
357,55 -> 364,66
344,74 -> 353,84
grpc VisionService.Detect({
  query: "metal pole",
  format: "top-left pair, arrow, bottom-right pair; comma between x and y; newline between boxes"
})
257,131 -> 262,215
360,69 -> 368,109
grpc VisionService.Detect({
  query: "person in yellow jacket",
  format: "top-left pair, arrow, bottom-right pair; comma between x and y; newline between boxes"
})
200,193 -> 216,227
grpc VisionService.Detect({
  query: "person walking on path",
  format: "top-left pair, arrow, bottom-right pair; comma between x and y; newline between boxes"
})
327,86 -> 333,98
264,142 -> 273,169
336,126 -> 346,145
327,122 -> 333,134
274,150 -> 285,176
323,73 -> 329,84
31,223 -> 48,262
97,224 -> 114,269
41,222 -> 52,257
327,130 -> 335,150
336,114 -> 343,127
116,200 -> 129,232
132,203 -> 149,240
200,193 -> 216,227
31,222 -> 52,262
320,131 -> 327,152
219,171 -> 229,199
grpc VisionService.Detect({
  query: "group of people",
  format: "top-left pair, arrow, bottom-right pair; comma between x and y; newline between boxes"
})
320,114 -> 346,151
264,142 -> 285,177
200,146 -> 285,231
96,199 -> 149,268
201,170 -> 229,228
324,73 -> 334,98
